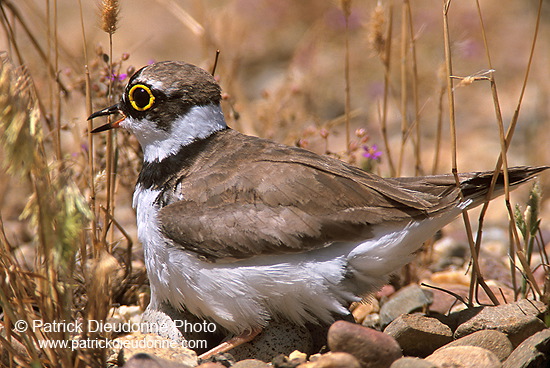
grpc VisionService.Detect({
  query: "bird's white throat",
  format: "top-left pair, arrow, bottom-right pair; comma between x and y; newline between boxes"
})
121,103 -> 226,163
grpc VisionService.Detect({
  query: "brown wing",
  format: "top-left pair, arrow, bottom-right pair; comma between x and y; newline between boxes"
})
157,129 -> 461,260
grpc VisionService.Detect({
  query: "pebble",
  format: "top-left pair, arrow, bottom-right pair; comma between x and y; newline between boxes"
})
297,352 -> 361,368
361,313 -> 381,330
122,352 -> 196,368
453,299 -> 547,347
502,328 -> 550,368
435,329 -> 513,361
195,363 -> 225,368
230,319 -> 313,362
351,299 -> 379,324
232,359 -> 271,368
379,284 -> 434,328
288,350 -> 308,365
390,357 -> 437,368
328,320 -> 402,368
384,314 -> 453,357
426,346 -> 502,368
143,303 -> 314,361
111,332 -> 198,367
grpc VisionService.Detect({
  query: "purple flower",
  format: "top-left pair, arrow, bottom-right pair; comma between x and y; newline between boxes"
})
109,73 -> 128,81
362,144 -> 382,160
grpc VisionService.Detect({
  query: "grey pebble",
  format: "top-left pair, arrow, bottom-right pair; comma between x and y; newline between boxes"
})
390,357 -> 437,368
426,346 -> 502,368
232,358 -> 271,368
453,299 -> 547,347
384,314 -> 453,357
435,329 -> 513,361
502,328 -> 550,368
379,284 -> 433,328
230,319 -> 312,362
122,352 -> 196,368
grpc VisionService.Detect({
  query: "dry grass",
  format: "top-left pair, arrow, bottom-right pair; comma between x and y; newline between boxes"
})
0,0 -> 548,366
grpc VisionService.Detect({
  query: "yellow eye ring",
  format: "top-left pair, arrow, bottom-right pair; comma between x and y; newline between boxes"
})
128,84 -> 155,111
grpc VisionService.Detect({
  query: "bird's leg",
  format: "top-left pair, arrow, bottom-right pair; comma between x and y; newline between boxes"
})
198,328 -> 262,360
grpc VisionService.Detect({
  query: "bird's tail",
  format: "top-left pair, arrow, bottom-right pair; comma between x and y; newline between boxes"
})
347,165 -> 547,294
457,165 -> 548,207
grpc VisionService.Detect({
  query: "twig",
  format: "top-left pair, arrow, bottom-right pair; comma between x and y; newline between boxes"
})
420,283 -> 469,308
442,0 -> 499,306
379,0 -> 396,176
100,205 -> 134,277
211,49 -> 220,75
343,0 -> 352,153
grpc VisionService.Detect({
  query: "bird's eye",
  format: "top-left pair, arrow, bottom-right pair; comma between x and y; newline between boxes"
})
128,84 -> 155,111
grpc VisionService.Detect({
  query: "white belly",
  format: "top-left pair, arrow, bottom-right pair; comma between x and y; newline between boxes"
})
133,185 -> 463,334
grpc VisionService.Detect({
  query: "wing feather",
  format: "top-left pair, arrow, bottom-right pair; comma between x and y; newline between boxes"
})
157,129 -> 454,260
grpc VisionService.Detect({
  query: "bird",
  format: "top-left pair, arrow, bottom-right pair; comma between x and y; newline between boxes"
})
89,60 -> 546,358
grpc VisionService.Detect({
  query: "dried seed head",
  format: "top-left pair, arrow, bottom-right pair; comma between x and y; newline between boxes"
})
341,0 -> 352,18
101,0 -> 120,35
367,2 -> 387,59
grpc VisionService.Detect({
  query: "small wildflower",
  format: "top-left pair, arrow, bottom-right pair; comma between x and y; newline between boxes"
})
355,128 -> 368,138
362,144 -> 382,160
297,138 -> 309,148
109,73 -> 127,81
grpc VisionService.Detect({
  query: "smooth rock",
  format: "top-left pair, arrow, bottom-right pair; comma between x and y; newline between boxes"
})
379,284 -> 434,328
351,300 -> 379,324
390,357 -> 437,368
195,363 -> 225,368
502,328 -> 550,368
122,352 -> 196,368
231,319 -> 313,362
361,313 -> 381,330
298,352 -> 361,368
426,346 -> 502,368
232,359 -> 271,368
328,320 -> 402,368
453,299 -> 547,347
384,314 -> 453,357
435,329 -> 512,361
288,350 -> 308,365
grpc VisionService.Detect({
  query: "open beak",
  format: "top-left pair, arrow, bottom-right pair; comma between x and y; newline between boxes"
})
88,103 -> 125,133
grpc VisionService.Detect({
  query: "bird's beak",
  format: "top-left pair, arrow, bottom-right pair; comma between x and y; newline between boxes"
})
88,103 -> 125,133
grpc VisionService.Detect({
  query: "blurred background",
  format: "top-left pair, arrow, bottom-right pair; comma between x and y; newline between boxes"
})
0,1 -> 549,365
2,0 -> 549,245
